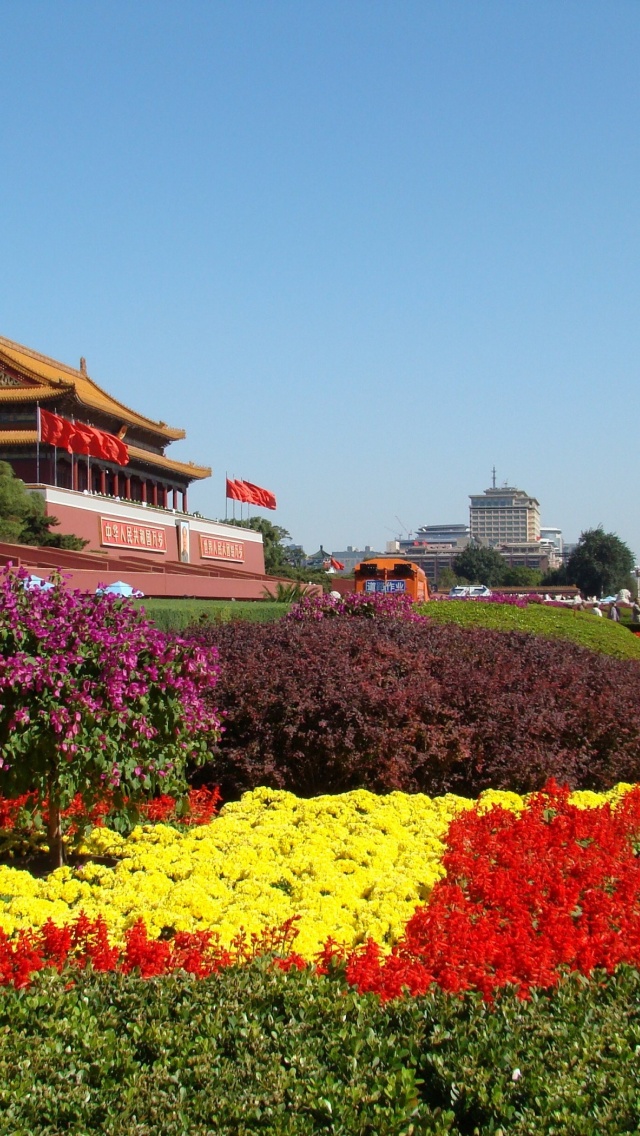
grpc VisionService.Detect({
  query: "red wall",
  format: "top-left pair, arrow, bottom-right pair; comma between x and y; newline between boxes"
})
0,543 -> 320,600
37,492 -> 266,575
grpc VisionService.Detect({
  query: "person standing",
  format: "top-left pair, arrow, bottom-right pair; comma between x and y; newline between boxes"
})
593,602 -> 603,617
632,598 -> 640,624
608,603 -> 620,622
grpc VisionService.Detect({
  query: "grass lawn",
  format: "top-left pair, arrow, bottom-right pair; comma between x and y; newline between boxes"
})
419,599 -> 640,660
133,597 -> 287,631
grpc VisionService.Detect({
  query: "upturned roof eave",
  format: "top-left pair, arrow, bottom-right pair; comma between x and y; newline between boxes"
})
0,430 -> 210,482
0,336 -> 185,441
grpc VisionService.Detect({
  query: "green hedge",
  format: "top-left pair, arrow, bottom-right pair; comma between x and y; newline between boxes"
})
420,600 -> 640,660
2,962 -> 640,1134
134,598 -> 287,632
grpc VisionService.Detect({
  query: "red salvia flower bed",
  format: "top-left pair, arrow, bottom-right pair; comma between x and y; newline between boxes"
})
0,913 -> 305,988
3,782 -> 640,996
0,786 -> 221,835
344,781 -> 640,1000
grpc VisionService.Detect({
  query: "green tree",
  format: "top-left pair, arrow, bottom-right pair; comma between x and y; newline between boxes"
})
502,566 -> 543,587
0,461 -> 86,550
0,460 -> 35,542
540,564 -> 568,587
283,543 -> 306,569
435,566 -> 460,593
223,518 -> 332,588
453,544 -> 508,587
565,527 -> 635,597
223,517 -> 292,574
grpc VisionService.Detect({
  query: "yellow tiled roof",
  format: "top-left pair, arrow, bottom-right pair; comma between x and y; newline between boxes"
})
0,431 -> 210,480
0,430 -> 38,445
0,335 -> 185,441
126,445 -> 210,479
0,386 -> 55,403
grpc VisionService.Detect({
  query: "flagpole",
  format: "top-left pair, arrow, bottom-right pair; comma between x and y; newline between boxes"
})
225,471 -> 228,521
36,405 -> 41,482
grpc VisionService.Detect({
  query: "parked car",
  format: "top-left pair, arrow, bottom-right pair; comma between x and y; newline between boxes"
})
449,585 -> 493,598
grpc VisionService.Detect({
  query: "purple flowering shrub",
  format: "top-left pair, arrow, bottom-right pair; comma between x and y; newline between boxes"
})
286,591 -> 427,622
0,567 -> 221,865
441,594 -> 568,609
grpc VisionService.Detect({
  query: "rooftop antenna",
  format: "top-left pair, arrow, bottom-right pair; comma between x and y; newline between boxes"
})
491,466 -> 496,489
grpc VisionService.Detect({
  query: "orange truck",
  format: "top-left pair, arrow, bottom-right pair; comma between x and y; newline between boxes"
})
353,558 -> 430,603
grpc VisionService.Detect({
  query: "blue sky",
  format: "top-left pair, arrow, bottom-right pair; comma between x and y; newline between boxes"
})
2,1 -> 639,557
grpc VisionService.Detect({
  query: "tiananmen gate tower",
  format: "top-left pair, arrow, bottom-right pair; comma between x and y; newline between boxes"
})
0,334 -> 273,597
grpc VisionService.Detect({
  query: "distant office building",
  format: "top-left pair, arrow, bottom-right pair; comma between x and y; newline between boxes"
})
540,528 -> 564,556
413,523 -> 470,547
386,523 -> 468,585
498,540 -> 560,572
383,544 -> 459,586
470,484 -> 540,546
328,545 -> 380,572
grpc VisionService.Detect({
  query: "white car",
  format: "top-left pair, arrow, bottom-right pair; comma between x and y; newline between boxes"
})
449,585 -> 493,598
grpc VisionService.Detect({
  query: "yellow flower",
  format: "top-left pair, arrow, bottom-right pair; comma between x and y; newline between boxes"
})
0,782 -> 635,958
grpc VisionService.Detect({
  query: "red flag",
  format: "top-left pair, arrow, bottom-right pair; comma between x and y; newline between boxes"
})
236,480 -> 256,503
39,408 -> 74,450
243,481 -> 277,510
68,421 -> 95,456
330,558 -> 345,571
39,408 -> 129,465
226,478 -> 252,502
92,428 -> 129,465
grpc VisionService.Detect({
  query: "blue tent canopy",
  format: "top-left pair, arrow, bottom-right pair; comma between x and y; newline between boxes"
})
96,581 -> 144,598
22,574 -> 54,591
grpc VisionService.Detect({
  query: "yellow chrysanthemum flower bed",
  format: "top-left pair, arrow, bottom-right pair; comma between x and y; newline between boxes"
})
0,783 -> 634,959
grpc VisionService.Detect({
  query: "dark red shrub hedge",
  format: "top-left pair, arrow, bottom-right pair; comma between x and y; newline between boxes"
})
185,619 -> 640,800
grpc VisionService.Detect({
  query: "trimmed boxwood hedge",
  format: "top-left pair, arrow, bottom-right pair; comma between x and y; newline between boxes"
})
136,598 -> 285,632
420,599 -> 640,660
1,963 -> 640,1134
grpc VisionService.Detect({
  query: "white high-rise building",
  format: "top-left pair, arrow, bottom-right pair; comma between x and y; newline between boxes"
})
469,483 -> 540,547
540,527 -> 563,556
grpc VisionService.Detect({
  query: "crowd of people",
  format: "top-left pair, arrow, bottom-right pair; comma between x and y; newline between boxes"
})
572,590 -> 640,624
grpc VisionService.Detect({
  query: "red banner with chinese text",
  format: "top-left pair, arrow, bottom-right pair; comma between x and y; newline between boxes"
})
199,535 -> 245,562
100,518 -> 167,553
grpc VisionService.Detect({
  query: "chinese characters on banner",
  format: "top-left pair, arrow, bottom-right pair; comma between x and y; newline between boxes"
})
100,518 -> 167,553
199,535 -> 244,562
364,579 -> 407,594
